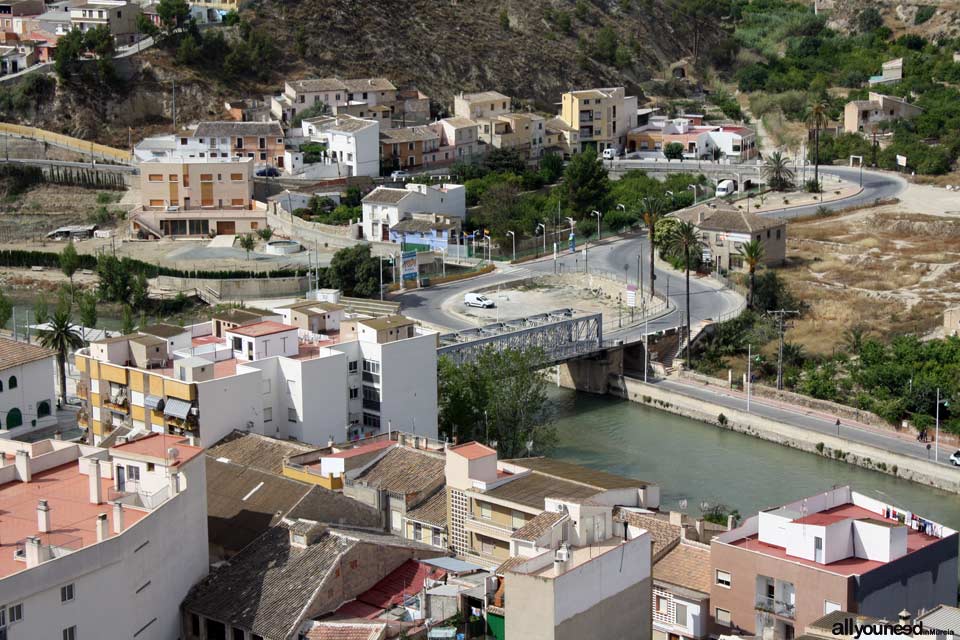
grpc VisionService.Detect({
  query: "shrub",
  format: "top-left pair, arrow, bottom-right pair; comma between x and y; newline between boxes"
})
914,6 -> 935,25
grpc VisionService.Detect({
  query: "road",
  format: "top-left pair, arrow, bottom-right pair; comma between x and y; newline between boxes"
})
0,158 -> 137,173
653,376 -> 956,469
397,166 -> 905,336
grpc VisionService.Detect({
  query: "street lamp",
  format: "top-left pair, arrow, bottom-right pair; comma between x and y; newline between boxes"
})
536,223 -> 546,256
688,184 -> 698,204
591,210 -> 602,240
506,230 -> 516,262
565,216 -> 575,232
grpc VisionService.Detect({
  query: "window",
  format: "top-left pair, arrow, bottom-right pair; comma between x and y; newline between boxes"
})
480,536 -> 495,556
168,174 -> 178,182
200,173 -> 213,182
149,199 -> 165,207
715,569 -> 731,588
191,614 -> 200,636
63,625 -> 77,640
230,173 -> 243,181
235,137 -> 243,148
60,583 -> 75,603
716,608 -> 731,626
363,413 -> 380,428
147,174 -> 163,182
413,523 -> 422,540
232,337 -> 242,351
656,595 -> 669,614
391,510 -> 401,530
432,528 -> 441,547
511,510 -> 525,530
824,600 -> 841,614
8,603 -> 22,623
37,400 -> 51,418
479,502 -> 492,520
288,408 -> 298,423
675,603 -> 687,626
8,376 -> 16,389
263,407 -> 272,422
262,379 -> 271,393
776,229 -> 781,240
349,387 -> 359,399
146,463 -> 155,472
233,629 -> 245,640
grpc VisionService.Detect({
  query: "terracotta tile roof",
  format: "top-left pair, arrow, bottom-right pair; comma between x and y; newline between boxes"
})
226,320 -> 296,338
495,555 -> 527,576
405,490 -> 447,528
0,337 -> 54,369
362,187 -> 410,205
351,447 -> 445,496
653,541 -> 711,594
343,77 -> 396,93
614,510 -> 681,556
380,126 -> 439,144
290,77 -> 347,93
449,442 -> 496,460
672,203 -> 782,233
512,511 -> 565,541
193,121 -> 284,139
306,622 -> 386,640
110,433 -> 204,467
207,430 -> 315,475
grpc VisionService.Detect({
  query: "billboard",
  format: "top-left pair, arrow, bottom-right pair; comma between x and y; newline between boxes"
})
401,250 -> 418,281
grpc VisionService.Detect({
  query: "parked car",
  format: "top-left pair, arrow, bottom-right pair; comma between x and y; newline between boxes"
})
950,450 -> 960,466
601,148 -> 619,160
256,167 -> 280,177
715,179 -> 736,197
390,170 -> 410,180
464,292 -> 495,308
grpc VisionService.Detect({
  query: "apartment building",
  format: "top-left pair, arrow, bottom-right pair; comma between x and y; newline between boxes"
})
710,486 -> 958,640
0,434 -> 207,640
672,202 -> 786,273
453,91 -> 512,120
430,116 -> 481,161
299,114 -> 380,178
558,86 -> 638,153
444,443 -> 660,566
135,121 -> 286,168
271,77 -> 396,121
652,535 -> 713,640
477,112 -> 547,159
843,92 -> 922,135
75,312 -> 438,448
380,125 -> 441,171
69,0 -> 140,45
361,182 -> 465,242
131,156 -> 264,237
0,338 -> 56,437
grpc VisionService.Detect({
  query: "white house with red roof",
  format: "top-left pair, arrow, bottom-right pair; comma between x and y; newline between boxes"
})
0,433 -> 207,640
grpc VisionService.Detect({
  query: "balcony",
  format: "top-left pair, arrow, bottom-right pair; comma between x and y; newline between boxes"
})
362,399 -> 381,412
362,371 -> 380,384
755,596 -> 795,619
108,480 -> 168,510
464,513 -> 514,540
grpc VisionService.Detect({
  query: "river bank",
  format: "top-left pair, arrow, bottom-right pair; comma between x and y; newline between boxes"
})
602,375 -> 960,494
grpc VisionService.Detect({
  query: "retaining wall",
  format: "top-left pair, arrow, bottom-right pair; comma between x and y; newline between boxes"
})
155,274 -> 310,300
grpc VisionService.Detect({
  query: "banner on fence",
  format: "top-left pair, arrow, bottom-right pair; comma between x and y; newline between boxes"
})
626,285 -> 637,308
401,250 -> 418,281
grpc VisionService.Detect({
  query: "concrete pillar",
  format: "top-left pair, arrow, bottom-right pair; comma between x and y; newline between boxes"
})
168,472 -> 180,499
89,459 -> 102,504
113,502 -> 125,534
15,450 -> 30,483
24,536 -> 49,568
96,514 -> 109,542
37,499 -> 51,533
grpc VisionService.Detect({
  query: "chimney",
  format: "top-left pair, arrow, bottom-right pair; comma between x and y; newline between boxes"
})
37,499 -> 51,533
898,610 -> 912,625
669,511 -> 683,527
15,449 -> 30,483
680,525 -> 689,541
96,514 -> 109,542
327,436 -> 334,447
168,472 -> 180,499
727,513 -> 737,530
695,518 -> 705,541
24,536 -> 50,568
188,435 -> 196,447
113,503 -> 125,534
89,458 -> 102,504
397,433 -> 406,447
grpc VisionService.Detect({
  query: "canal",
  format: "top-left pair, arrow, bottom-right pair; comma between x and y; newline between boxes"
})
550,389 -> 960,529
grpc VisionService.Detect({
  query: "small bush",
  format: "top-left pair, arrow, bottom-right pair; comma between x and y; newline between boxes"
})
718,413 -> 728,426
914,6 -> 935,25
815,442 -> 825,453
805,179 -> 821,193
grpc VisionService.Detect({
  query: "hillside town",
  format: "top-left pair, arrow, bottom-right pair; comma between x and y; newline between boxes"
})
2,0 -> 960,639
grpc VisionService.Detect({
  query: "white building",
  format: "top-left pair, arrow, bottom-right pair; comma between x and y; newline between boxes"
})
75,312 -> 438,448
0,338 -> 57,438
271,77 -> 397,123
0,434 -> 208,640
361,182 -> 466,242
300,114 -> 380,178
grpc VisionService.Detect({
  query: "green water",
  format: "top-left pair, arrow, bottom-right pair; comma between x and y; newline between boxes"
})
549,389 -> 960,528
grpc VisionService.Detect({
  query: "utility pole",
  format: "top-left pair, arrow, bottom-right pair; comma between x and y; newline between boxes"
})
769,309 -> 799,390
172,79 -> 177,132
746,343 -> 752,412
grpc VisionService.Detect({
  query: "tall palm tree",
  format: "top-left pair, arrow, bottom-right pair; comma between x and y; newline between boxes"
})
663,221 -> 703,364
738,239 -> 765,308
39,309 -> 84,407
641,195 -> 668,297
762,151 -> 795,191
807,100 -> 829,188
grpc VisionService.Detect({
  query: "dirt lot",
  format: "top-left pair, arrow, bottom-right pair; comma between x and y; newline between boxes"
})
781,200 -> 960,355
0,184 -> 128,243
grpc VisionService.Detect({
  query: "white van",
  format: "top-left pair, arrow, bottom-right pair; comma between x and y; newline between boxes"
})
602,148 -> 618,160
715,179 -> 736,197
464,292 -> 495,308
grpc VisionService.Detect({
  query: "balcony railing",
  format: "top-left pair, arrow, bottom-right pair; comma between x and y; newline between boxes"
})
755,596 -> 795,619
108,480 -> 168,510
362,371 -> 380,384
464,513 -> 514,539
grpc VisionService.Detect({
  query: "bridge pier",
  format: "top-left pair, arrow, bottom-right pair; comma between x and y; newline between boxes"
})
558,346 -> 624,394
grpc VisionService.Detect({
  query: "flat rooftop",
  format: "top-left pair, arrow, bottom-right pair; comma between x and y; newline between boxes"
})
0,463 -> 147,579
730,503 -> 943,576
522,538 -> 622,579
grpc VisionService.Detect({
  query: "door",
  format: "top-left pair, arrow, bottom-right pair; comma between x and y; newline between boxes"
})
116,465 -> 126,491
217,220 -> 236,235
814,536 -> 823,563
183,197 -> 191,210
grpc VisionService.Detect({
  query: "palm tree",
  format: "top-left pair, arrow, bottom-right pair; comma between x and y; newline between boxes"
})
738,239 -> 765,308
762,151 -> 795,191
662,221 -> 703,364
641,195 -> 668,297
238,233 -> 257,260
807,100 -> 829,188
842,324 -> 869,354
38,309 -> 84,408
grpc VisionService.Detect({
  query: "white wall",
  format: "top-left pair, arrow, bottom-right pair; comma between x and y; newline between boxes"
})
279,351 -> 348,445
195,368 -> 264,446
0,454 -> 208,640
376,332 -> 437,438
0,356 -> 57,438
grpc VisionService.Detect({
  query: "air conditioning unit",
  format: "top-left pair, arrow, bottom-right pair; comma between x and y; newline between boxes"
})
555,543 -> 570,563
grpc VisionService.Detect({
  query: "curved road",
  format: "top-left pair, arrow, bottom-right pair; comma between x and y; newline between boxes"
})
396,167 -> 906,336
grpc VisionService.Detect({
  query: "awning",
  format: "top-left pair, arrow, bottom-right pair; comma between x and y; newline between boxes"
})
163,398 -> 192,420
144,395 -> 164,410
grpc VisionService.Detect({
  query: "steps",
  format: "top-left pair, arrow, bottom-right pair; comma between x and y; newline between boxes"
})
339,296 -> 401,317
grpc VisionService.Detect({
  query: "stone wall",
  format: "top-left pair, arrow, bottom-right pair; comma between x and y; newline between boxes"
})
155,274 -> 311,300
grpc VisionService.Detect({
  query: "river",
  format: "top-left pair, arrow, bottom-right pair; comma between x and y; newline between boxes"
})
549,389 -> 960,529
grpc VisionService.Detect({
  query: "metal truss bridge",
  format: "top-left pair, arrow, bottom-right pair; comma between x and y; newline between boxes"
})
437,309 -> 604,367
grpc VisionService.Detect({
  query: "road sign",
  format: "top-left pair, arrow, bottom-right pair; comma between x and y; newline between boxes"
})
896,154 -> 907,167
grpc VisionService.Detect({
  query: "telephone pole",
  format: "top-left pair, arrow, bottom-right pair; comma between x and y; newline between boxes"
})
769,309 -> 799,390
